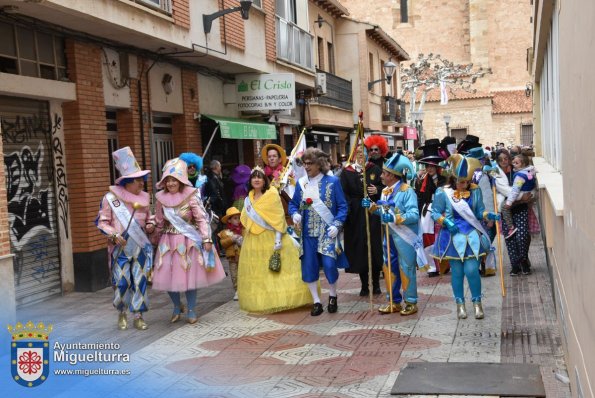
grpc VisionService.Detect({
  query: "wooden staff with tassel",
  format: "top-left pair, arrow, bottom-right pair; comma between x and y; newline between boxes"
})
489,171 -> 506,297
349,112 -> 374,311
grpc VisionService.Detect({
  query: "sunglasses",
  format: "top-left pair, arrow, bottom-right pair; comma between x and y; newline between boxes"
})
369,148 -> 380,152
303,161 -> 314,166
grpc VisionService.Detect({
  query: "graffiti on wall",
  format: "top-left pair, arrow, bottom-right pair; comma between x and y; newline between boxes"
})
1,114 -> 49,145
4,144 -> 52,248
50,113 -> 69,238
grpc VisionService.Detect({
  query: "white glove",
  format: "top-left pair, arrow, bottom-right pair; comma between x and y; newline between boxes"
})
292,213 -> 302,225
274,240 -> 282,251
236,236 -> 243,246
327,226 -> 339,238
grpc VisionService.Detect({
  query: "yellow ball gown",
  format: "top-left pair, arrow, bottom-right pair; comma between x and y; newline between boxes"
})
238,188 -> 312,313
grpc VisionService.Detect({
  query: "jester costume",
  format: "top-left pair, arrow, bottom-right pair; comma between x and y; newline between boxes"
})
95,146 -> 154,330
431,154 -> 499,319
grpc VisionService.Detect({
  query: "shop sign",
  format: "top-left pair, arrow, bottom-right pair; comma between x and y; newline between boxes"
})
236,73 -> 295,111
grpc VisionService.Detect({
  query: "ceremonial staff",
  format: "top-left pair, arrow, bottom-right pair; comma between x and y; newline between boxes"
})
111,202 -> 143,269
488,170 -> 506,297
353,112 -> 374,310
379,201 -> 396,312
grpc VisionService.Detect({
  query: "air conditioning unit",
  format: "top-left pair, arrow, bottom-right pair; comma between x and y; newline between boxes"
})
315,73 -> 327,96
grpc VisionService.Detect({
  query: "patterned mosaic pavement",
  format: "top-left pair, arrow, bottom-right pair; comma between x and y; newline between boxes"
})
13,234 -> 572,397
97,265 -> 504,398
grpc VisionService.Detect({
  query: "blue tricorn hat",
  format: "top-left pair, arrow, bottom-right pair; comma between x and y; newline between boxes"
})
467,147 -> 486,160
383,153 -> 415,179
448,154 -> 483,182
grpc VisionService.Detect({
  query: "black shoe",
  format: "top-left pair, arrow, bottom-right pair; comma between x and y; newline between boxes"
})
359,288 -> 369,297
509,269 -> 521,276
427,271 -> 439,278
311,303 -> 323,316
522,268 -> 532,275
373,287 -> 382,295
327,296 -> 338,313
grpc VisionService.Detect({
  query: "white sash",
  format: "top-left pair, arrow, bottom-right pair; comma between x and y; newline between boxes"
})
106,193 -> 152,250
387,218 -> 429,269
298,176 -> 335,226
163,206 -> 203,247
243,196 -> 274,230
443,188 -> 491,238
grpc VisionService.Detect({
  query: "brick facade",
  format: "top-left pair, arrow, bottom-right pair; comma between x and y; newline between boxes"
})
62,40 -> 110,253
263,0 -> 276,61
172,69 -> 202,154
220,0 -> 246,50
172,0 -> 190,29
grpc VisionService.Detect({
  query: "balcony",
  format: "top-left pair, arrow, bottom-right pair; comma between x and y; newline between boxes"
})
311,70 -> 353,111
276,16 -> 314,71
382,96 -> 406,126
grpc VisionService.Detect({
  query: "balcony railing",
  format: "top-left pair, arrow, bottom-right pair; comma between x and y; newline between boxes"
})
382,96 -> 406,124
276,16 -> 314,71
135,0 -> 172,14
312,69 -> 353,111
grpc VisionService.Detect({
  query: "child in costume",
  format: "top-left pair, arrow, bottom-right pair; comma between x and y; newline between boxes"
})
501,154 -> 536,239
218,207 -> 243,300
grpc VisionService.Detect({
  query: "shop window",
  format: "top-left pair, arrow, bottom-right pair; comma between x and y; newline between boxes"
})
0,20 -> 66,80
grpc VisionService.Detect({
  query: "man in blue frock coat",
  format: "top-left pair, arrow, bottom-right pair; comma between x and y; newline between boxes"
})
289,148 -> 348,316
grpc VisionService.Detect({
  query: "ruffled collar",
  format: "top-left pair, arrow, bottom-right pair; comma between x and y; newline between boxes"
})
109,185 -> 149,207
156,186 -> 198,208
265,164 -> 283,178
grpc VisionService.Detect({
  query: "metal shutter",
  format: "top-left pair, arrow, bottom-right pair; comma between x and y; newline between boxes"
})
0,96 -> 62,306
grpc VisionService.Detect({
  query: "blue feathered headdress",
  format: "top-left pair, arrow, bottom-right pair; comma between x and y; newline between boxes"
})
179,152 -> 203,170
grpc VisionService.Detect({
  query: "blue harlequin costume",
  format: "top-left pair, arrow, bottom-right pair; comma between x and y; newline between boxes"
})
431,154 -> 498,319
289,174 -> 348,284
370,153 -> 421,314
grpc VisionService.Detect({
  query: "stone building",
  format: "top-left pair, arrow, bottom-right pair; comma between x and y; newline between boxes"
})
338,0 -> 533,147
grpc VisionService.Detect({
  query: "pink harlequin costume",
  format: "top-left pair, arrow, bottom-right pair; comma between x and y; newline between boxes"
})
152,157 -> 226,323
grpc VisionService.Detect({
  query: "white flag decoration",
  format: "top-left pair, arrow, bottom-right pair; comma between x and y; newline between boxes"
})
440,79 -> 449,105
281,134 -> 307,199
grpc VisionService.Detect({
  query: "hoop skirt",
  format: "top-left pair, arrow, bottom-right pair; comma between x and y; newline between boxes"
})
238,189 -> 312,313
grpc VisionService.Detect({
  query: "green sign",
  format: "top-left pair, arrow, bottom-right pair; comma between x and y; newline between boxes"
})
204,115 -> 276,139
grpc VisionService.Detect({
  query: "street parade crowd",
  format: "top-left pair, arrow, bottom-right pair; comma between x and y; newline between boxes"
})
95,133 -> 539,330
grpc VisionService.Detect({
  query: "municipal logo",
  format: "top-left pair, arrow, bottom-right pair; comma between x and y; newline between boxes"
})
8,321 -> 53,387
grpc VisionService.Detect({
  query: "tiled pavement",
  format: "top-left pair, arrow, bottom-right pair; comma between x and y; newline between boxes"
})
11,234 -> 572,397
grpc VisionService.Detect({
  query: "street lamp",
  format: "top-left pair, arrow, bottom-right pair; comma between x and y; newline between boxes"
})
368,59 -> 397,91
203,0 -> 253,34
443,114 -> 451,137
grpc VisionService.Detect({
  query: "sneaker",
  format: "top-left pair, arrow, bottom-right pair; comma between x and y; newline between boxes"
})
504,227 -> 518,239
509,269 -> 521,276
233,291 -> 238,301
